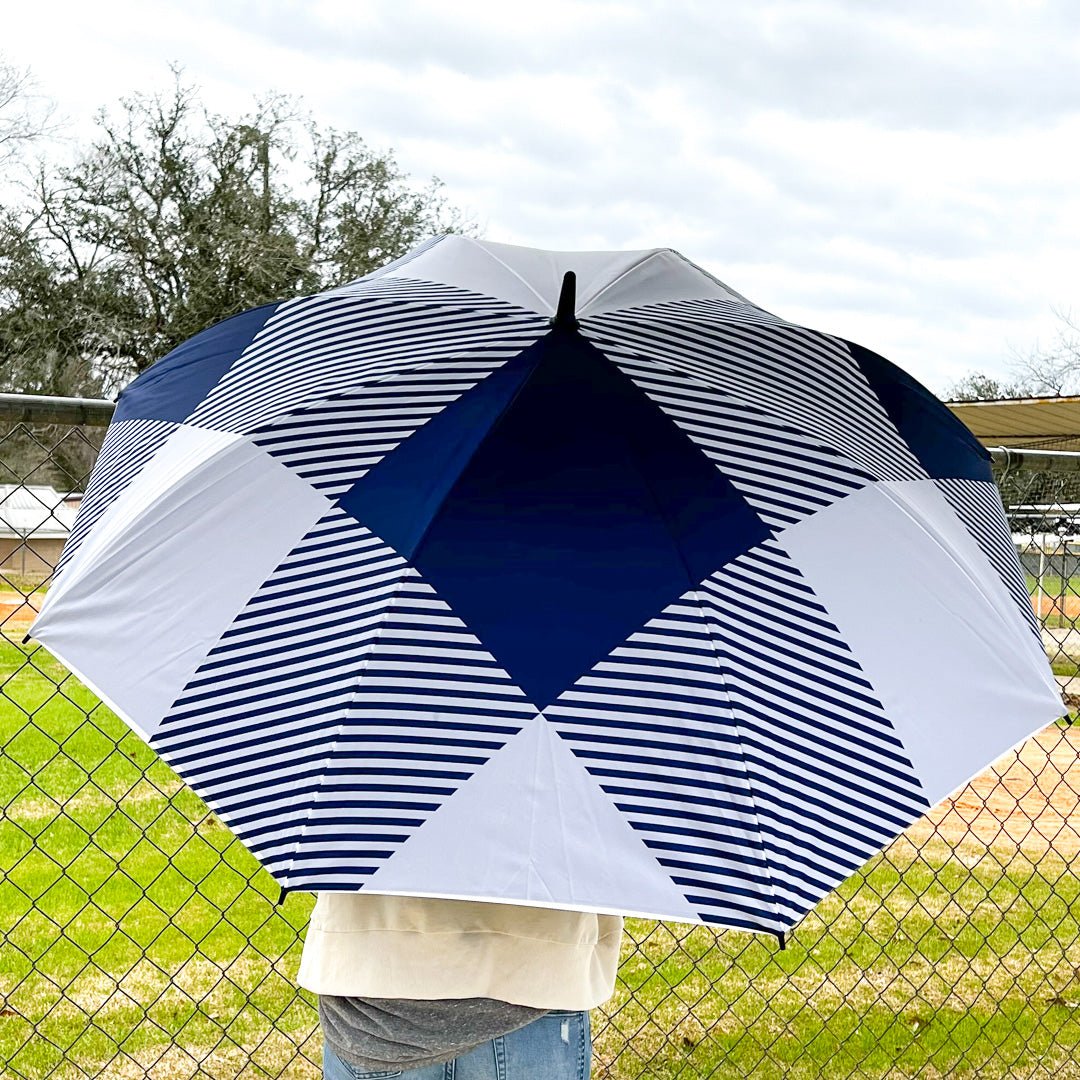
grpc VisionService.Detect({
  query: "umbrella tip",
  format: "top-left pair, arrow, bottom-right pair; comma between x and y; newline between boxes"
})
551,271 -> 578,330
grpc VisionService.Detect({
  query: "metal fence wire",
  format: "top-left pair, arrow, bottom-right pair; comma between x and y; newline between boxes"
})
2,394 -> 1080,1080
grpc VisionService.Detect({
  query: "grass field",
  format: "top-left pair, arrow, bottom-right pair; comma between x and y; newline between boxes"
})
1025,573 -> 1080,595
2,634 -> 1080,1079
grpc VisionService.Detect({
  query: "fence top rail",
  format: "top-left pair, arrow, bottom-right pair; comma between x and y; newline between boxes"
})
0,393 -> 116,426
3,396 -> 1080,465
990,445 -> 1080,472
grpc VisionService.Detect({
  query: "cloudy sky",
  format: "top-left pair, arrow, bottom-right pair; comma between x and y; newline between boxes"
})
4,0 -> 1079,394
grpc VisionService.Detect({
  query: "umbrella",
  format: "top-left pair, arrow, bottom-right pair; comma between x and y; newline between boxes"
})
30,237 -> 1061,934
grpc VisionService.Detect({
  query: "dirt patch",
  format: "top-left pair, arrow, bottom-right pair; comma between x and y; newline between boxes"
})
906,723 -> 1080,857
1032,593 -> 1080,619
0,593 -> 41,630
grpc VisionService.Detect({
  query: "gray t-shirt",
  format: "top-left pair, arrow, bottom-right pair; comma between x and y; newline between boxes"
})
320,994 -> 549,1071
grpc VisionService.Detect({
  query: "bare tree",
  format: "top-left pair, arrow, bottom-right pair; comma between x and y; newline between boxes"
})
942,310 -> 1080,402
1008,308 -> 1080,396
0,56 -> 52,165
942,371 -> 1034,402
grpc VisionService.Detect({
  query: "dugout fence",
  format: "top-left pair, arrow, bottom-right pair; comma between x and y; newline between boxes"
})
1,393 -> 1079,1079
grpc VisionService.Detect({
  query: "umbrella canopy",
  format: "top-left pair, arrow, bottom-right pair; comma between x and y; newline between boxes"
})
30,237 -> 1061,934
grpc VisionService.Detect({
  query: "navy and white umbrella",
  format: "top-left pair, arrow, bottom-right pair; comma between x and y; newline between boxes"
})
30,237 -> 1060,934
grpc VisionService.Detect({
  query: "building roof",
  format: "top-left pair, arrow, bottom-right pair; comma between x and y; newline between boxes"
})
947,395 -> 1080,451
0,484 -> 78,539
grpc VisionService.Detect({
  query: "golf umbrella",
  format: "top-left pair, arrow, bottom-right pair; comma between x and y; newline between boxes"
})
30,237 -> 1061,935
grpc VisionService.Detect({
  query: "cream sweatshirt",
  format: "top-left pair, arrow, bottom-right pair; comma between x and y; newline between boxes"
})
298,893 -> 625,1010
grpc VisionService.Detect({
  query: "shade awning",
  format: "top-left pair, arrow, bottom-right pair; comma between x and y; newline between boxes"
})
948,396 -> 1080,451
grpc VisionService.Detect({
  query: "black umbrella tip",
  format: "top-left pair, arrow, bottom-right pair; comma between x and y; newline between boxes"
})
551,271 -> 579,330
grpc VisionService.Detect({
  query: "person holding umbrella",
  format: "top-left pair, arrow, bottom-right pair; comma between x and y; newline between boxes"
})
30,237 -> 1062,1079
303,893 -> 621,1077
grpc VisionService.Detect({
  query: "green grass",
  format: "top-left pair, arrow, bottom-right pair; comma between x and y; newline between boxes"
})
599,839 -> 1080,1079
0,638 -> 318,1078
0,575 -> 50,596
3,635 -> 1080,1079
1052,658 -> 1079,678
1026,573 -> 1080,598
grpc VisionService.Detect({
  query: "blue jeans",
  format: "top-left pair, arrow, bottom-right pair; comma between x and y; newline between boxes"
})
322,1009 -> 591,1079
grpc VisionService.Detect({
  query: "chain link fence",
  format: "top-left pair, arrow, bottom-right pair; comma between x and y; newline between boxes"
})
2,394 -> 1079,1080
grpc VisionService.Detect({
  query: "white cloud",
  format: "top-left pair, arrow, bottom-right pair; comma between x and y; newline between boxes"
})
3,0 -> 1079,394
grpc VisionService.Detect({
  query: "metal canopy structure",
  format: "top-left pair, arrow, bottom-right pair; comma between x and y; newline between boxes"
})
948,395 -> 1080,452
